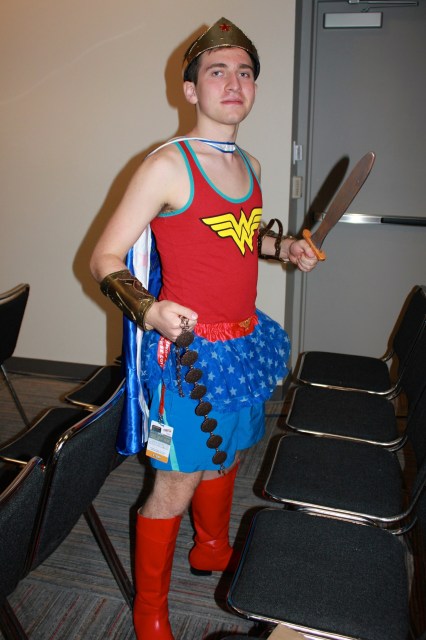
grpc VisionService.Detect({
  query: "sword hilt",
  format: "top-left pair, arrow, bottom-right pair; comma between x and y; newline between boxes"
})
302,229 -> 327,261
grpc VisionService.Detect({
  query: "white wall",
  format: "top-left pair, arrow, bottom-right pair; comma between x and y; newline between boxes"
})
0,0 -> 296,365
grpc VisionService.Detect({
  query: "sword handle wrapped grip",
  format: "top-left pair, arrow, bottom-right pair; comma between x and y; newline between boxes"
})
302,229 -> 327,261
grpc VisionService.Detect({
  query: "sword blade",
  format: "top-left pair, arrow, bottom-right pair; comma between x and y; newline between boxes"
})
303,151 -> 376,260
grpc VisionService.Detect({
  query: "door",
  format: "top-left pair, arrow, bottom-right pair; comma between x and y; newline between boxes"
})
287,0 -> 426,363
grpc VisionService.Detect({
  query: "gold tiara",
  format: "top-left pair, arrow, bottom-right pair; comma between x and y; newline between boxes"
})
183,17 -> 260,79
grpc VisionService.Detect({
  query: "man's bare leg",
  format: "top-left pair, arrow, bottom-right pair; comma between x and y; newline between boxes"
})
142,469 -> 203,518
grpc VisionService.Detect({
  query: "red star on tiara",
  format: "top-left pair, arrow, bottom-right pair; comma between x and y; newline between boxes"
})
219,23 -> 231,32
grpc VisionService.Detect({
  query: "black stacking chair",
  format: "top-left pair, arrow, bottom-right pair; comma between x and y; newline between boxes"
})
264,383 -> 426,532
0,382 -> 133,638
295,284 -> 426,396
0,405 -> 91,464
64,364 -> 124,411
0,284 -> 30,426
227,507 -> 410,640
286,321 -> 426,447
0,457 -> 44,639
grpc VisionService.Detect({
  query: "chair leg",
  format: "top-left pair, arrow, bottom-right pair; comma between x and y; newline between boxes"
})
84,503 -> 135,609
1,365 -> 29,427
0,599 -> 29,640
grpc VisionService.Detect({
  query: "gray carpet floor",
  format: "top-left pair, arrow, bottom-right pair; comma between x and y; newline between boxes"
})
0,372 -> 287,639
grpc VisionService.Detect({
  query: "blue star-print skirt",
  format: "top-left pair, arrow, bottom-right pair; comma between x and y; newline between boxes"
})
140,309 -> 290,413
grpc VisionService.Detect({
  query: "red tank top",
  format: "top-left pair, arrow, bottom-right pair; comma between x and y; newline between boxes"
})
150,141 -> 263,323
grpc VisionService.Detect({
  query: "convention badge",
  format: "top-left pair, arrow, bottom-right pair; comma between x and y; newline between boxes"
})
146,420 -> 174,463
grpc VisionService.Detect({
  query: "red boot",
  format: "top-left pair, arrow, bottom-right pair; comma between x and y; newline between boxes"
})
133,514 -> 181,639
189,464 -> 240,575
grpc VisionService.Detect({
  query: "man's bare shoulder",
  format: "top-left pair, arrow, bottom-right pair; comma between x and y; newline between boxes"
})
239,147 -> 261,179
128,141 -> 187,203
141,141 -> 185,178
127,140 -> 189,213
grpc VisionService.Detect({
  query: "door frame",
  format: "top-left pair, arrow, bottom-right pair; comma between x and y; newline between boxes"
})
285,0 -> 316,364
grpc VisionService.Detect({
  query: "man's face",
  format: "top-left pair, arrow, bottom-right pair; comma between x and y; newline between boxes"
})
184,47 -> 257,127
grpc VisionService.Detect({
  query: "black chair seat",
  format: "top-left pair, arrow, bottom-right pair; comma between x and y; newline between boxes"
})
287,385 -> 398,443
65,365 -> 124,410
298,351 -> 391,392
227,509 -> 409,640
0,407 -> 90,462
295,285 -> 426,395
288,327 -> 426,448
265,434 -> 403,520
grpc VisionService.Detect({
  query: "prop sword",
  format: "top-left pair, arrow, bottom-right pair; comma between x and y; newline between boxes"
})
303,151 -> 376,261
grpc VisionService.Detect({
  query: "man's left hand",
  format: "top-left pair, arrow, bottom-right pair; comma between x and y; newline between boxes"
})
287,239 -> 318,272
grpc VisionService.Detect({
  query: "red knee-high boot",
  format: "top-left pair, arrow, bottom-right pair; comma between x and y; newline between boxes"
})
189,464 -> 239,575
133,513 -> 181,640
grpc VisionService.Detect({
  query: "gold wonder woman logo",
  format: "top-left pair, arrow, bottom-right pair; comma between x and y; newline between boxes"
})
201,208 -> 262,255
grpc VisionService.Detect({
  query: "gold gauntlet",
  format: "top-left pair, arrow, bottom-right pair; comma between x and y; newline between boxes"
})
100,269 -> 156,331
257,218 -> 295,263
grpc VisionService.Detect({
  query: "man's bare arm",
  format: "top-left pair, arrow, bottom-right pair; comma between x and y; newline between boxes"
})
90,146 -> 198,338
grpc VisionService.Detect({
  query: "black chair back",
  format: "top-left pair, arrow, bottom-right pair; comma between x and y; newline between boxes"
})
29,383 -> 125,569
413,445 -> 426,592
394,284 -> 426,374
407,384 -> 426,503
0,284 -> 30,365
400,323 -> 426,409
0,457 -> 44,599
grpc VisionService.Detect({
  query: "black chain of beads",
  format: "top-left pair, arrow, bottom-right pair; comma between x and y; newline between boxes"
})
175,318 -> 227,473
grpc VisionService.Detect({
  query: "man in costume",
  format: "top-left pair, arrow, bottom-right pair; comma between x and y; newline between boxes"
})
90,17 -> 318,640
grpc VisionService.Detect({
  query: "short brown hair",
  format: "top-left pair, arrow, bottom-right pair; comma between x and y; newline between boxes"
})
183,56 -> 201,84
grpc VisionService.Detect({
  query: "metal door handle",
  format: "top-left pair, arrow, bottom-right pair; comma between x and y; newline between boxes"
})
315,213 -> 426,226
348,1 -> 419,6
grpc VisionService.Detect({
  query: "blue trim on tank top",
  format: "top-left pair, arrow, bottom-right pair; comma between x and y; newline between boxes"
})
185,140 -> 254,203
157,143 -> 194,218
156,140 -> 259,218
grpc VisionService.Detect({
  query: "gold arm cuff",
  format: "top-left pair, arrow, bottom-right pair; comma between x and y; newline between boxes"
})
100,269 -> 156,331
257,219 -> 295,263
